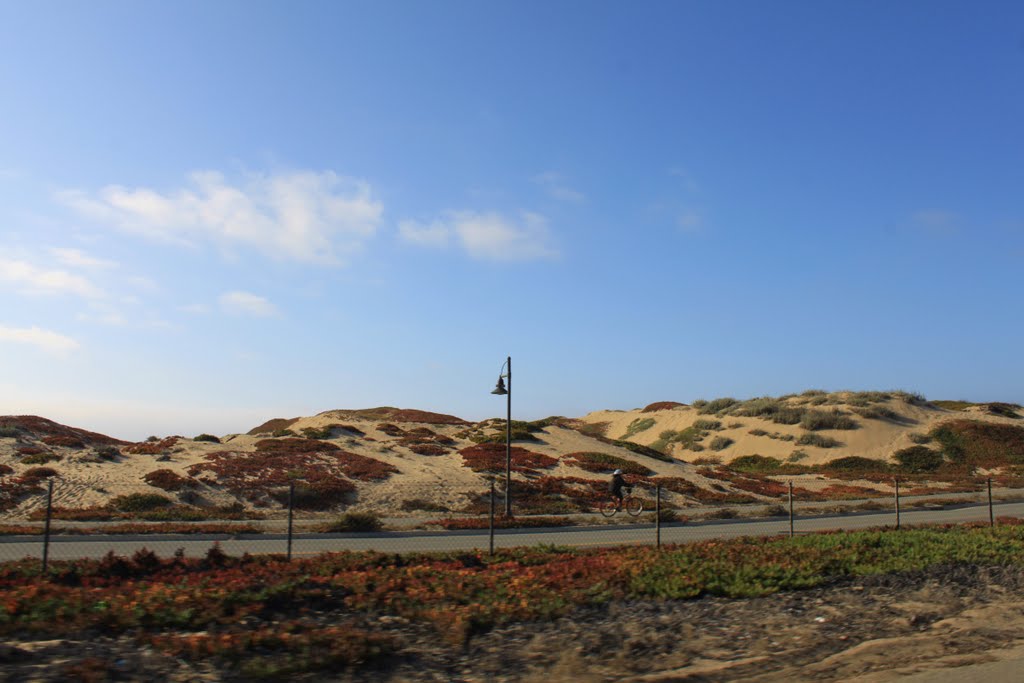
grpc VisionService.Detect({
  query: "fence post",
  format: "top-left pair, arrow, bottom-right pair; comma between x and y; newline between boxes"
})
655,484 -> 661,548
894,478 -> 901,530
988,478 -> 994,528
788,481 -> 794,538
488,479 -> 495,556
286,481 -> 295,561
42,478 -> 54,574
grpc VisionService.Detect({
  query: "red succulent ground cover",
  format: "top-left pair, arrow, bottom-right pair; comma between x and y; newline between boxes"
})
703,468 -> 789,499
642,401 -> 685,413
143,469 -> 197,492
459,476 -> 610,514
0,475 -> 46,511
187,450 -> 356,509
124,437 -> 179,455
0,415 -> 127,446
407,444 -> 449,456
936,420 -> 1024,467
816,484 -> 888,500
0,464 -> 13,475
345,407 -> 470,425
459,443 -> 557,474
16,446 -> 45,456
376,423 -> 405,436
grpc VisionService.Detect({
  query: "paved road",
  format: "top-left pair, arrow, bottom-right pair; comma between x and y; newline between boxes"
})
0,501 -> 1016,562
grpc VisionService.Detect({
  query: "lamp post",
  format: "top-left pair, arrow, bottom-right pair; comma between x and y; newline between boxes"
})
491,356 -> 512,516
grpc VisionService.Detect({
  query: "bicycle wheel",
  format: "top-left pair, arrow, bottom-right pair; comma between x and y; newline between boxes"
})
625,496 -> 644,517
599,499 -> 618,518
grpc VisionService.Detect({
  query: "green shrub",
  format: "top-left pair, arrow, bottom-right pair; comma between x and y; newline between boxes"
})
930,424 -> 967,464
801,389 -> 827,397
733,398 -> 784,418
796,433 -> 843,448
800,409 -> 857,431
729,454 -> 783,473
893,445 -> 944,473
272,429 -> 298,438
770,407 -> 806,425
21,452 -> 61,465
699,398 -> 738,415
691,455 -> 722,466
610,439 -> 674,462
108,493 -> 175,512
709,436 -> 734,451
622,418 -> 656,440
823,456 -> 889,472
193,433 -> 221,443
692,419 -> 723,431
691,399 -> 708,410
0,426 -> 20,438
908,433 -> 932,444
748,428 -> 768,436
706,507 -> 738,519
94,446 -> 120,460
326,511 -> 383,532
300,427 -> 333,440
852,405 -> 902,421
787,450 -> 808,463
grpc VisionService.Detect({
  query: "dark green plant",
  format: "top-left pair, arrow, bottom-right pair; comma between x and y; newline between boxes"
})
193,434 -> 221,443
699,398 -> 738,415
326,511 -> 383,532
692,419 -> 723,431
908,433 -> 932,444
893,446 -> 943,473
0,427 -> 20,438
800,409 -> 857,431
729,454 -> 783,473
21,452 -> 61,465
770,407 -> 806,425
108,493 -> 175,512
622,418 -> 656,440
796,433 -> 843,448
823,456 -> 890,472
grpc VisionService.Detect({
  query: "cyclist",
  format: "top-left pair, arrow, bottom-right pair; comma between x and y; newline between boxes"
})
609,469 -> 628,510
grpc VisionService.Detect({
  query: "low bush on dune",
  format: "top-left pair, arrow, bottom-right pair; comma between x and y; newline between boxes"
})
41,435 -> 85,448
929,420 -> 1024,468
800,409 -> 857,431
692,419 -> 723,431
709,436 -> 734,451
641,401 -> 685,413
0,426 -> 20,438
893,446 -> 944,474
124,437 -> 179,455
143,469 -> 197,492
852,405 -> 904,422
698,398 -> 739,415
108,493 -> 175,512
20,452 -> 61,465
20,466 -> 59,482
193,434 -> 221,443
321,511 -> 383,533
727,455 -> 784,473
822,456 -> 890,474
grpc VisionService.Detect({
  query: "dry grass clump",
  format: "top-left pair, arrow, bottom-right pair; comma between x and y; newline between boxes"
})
709,436 -> 734,451
621,417 -> 656,439
800,409 -> 858,431
796,433 -> 843,448
20,452 -> 61,465
697,398 -> 739,415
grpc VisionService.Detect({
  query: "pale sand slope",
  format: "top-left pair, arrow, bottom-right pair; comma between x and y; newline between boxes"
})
0,413 -> 734,519
581,394 -> 1022,467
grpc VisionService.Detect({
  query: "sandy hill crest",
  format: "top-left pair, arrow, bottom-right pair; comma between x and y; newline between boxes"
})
2,393 -> 1023,520
580,391 -> 1023,467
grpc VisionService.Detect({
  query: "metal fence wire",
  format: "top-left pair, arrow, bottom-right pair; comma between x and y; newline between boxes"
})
0,475 -> 1022,568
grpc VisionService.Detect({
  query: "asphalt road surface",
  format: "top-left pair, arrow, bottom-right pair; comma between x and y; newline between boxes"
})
1,500 -> 1017,563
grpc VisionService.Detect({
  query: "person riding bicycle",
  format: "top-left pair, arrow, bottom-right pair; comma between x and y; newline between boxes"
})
609,469 -> 629,510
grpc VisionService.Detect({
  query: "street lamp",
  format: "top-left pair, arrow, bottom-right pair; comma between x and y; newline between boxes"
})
490,356 -> 512,516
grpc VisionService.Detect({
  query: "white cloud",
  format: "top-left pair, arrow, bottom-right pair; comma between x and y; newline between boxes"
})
58,169 -> 384,265
533,171 -> 584,202
398,211 -> 557,261
49,247 -> 117,270
179,303 -> 211,315
398,219 -> 451,248
0,324 -> 80,355
219,291 -> 279,317
0,257 -> 103,298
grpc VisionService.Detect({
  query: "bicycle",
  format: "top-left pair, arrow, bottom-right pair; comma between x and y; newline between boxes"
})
599,488 -> 644,517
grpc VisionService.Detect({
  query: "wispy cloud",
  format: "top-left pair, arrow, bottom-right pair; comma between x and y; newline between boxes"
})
398,211 -> 557,261
0,324 -> 80,355
179,303 -> 211,315
58,169 -> 384,265
0,257 -> 103,298
219,291 -> 279,317
49,247 -> 117,270
532,171 -> 585,202
912,209 -> 959,235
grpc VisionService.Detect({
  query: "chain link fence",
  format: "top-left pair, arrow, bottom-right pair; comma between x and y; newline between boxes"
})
2,474 -> 1023,568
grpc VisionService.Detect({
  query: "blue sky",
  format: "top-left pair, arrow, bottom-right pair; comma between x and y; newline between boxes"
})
1,1 -> 1022,440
